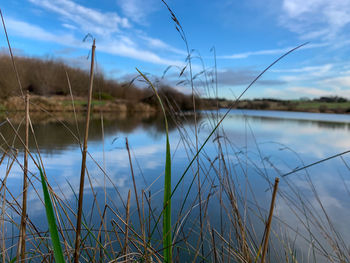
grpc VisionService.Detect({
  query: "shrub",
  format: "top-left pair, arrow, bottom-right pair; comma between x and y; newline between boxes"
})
319,105 -> 328,112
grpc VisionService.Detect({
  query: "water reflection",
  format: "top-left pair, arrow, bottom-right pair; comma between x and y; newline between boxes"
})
0,111 -> 201,152
1,109 -> 349,262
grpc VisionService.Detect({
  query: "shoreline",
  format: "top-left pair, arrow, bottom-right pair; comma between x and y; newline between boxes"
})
0,95 -> 158,113
1,95 -> 349,115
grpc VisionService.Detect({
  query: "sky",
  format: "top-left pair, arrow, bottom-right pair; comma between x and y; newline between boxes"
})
1,0 -> 350,99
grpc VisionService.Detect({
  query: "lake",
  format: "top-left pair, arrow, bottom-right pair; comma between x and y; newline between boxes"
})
1,109 -> 350,262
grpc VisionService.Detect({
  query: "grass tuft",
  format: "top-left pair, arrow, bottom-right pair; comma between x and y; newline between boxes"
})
136,68 -> 172,263
39,167 -> 65,263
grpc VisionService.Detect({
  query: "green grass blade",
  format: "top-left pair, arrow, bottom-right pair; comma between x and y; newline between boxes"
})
163,134 -> 172,262
136,68 -> 172,262
39,168 -> 65,263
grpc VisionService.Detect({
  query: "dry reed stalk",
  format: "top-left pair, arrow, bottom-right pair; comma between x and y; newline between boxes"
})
1,153 -> 11,263
0,148 -> 9,190
84,166 -> 116,260
1,150 -> 18,258
0,14 -> 38,258
147,191 -> 152,242
74,38 -> 96,263
112,219 -> 143,256
91,204 -> 107,262
111,219 -> 124,252
87,165 -> 117,260
5,118 -> 40,169
26,113 -> 74,261
5,116 -> 73,259
17,91 -> 29,262
228,229 -> 232,263
261,177 -> 280,263
191,65 -> 203,263
141,189 -> 147,261
123,190 -> 131,260
184,11 -> 204,262
0,9 -> 24,97
160,2 -> 204,259
65,70 -> 82,145
125,138 -> 142,223
212,228 -> 246,262
125,137 -> 147,256
227,187 -> 250,261
211,228 -> 218,263
4,118 -> 73,255
0,149 -> 8,167
0,149 -> 8,259
217,140 -> 224,261
108,207 -> 162,258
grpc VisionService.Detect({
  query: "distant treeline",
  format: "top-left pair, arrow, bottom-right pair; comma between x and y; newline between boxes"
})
1,55 -> 348,114
202,96 -> 350,114
0,55 -> 199,111
312,96 -> 348,102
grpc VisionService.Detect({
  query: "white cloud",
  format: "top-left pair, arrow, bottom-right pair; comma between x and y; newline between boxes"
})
140,36 -> 186,55
28,0 -> 130,36
218,43 -> 327,59
265,84 -> 350,99
20,0 -> 186,67
6,16 -> 185,66
270,85 -> 350,98
98,40 -> 185,66
282,0 -> 320,18
321,76 -> 350,88
6,18 -> 79,45
272,64 -> 333,74
268,60 -> 350,99
287,86 -> 335,97
62,23 -> 77,30
117,0 -> 159,23
281,0 -> 350,40
273,61 -> 350,94
219,47 -> 290,59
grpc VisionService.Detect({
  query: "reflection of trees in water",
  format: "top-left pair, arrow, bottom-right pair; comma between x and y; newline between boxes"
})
315,121 -> 349,130
0,112 -> 200,153
231,115 -> 350,130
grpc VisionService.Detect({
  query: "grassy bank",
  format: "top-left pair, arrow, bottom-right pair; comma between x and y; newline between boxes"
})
202,97 -> 350,114
0,95 -> 157,113
2,95 -> 350,115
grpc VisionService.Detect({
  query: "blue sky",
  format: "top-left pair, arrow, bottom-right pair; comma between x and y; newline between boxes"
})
1,0 -> 350,99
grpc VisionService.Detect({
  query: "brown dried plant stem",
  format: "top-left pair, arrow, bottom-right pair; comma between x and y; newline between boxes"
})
0,9 -> 24,97
261,177 -> 279,263
74,39 -> 96,263
17,91 -> 29,262
125,138 -> 147,258
123,190 -> 131,260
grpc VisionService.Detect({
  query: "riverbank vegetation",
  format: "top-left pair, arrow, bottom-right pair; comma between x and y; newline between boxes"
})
203,96 -> 350,114
0,54 -> 349,114
0,54 -> 201,113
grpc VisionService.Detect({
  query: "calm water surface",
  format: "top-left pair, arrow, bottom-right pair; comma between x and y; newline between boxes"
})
2,110 -> 350,262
